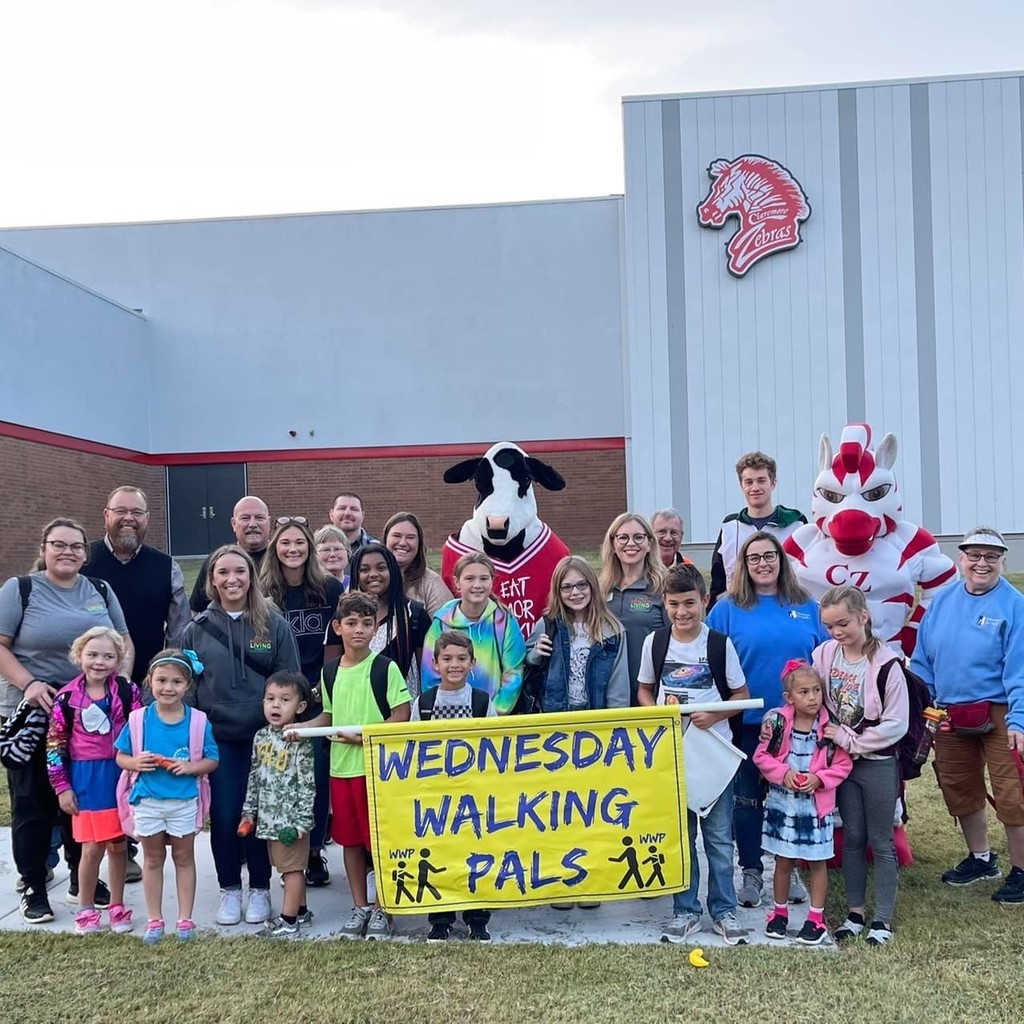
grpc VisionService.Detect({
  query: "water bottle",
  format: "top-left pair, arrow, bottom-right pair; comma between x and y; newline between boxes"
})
911,707 -> 947,766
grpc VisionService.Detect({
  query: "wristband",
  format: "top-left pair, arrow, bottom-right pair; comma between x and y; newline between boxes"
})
24,679 -> 44,692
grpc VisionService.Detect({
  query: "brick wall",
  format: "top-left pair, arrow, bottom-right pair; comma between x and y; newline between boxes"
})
0,436 -> 166,583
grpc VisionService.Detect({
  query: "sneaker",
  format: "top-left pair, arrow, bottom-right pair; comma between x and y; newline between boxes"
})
176,919 -> 197,942
427,922 -> 451,942
576,900 -> 601,909
468,921 -> 491,941
305,850 -> 330,888
365,907 -> 392,941
942,852 -> 1001,886
661,912 -> 702,943
764,911 -> 789,939
125,855 -> 143,884
109,903 -> 134,934
992,865 -> 1024,905
16,868 -> 54,894
712,912 -> 749,946
258,917 -> 300,939
339,906 -> 371,939
834,915 -> 865,943
66,877 -> 111,908
246,888 -> 272,923
143,919 -> 165,945
865,921 -> 893,946
788,868 -> 808,904
795,918 -> 828,945
215,888 -> 243,925
297,908 -> 315,926
737,868 -> 763,908
550,902 -> 574,911
19,888 -> 55,924
74,908 -> 102,936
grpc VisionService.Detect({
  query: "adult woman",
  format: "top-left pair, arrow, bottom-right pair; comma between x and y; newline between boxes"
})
347,544 -> 431,696
706,530 -> 827,909
599,512 -> 667,704
314,525 -> 350,589
181,544 -> 299,928
0,518 -> 133,924
259,517 -> 345,888
383,512 -> 453,616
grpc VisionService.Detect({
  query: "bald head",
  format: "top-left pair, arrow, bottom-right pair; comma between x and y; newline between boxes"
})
231,496 -> 270,552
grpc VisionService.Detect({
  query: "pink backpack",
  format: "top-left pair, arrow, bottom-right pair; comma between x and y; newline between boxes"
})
116,706 -> 212,838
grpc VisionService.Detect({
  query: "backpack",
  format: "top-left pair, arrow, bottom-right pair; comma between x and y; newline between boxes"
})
650,626 -> 742,747
320,654 -> 395,722
12,574 -> 112,642
192,615 -> 274,676
514,616 -> 558,715
0,699 -> 49,768
53,675 -> 136,740
116,706 -> 212,838
418,686 -> 490,720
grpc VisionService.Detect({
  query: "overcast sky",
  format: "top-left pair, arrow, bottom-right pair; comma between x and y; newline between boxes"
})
2,0 -> 1022,226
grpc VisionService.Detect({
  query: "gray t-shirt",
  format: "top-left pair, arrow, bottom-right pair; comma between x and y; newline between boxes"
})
0,572 -> 128,714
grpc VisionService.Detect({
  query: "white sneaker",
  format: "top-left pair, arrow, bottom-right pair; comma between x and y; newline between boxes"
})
365,907 -> 392,941
246,888 -> 272,923
216,888 -> 242,925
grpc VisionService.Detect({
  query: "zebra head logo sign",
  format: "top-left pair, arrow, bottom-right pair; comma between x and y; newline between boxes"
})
696,155 -> 811,277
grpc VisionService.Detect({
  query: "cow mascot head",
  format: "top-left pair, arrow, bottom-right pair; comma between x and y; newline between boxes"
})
440,442 -> 570,637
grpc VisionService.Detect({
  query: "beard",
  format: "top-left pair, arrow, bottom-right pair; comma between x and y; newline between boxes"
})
111,527 -> 142,556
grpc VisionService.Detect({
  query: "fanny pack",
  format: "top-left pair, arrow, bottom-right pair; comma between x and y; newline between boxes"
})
946,701 -> 994,735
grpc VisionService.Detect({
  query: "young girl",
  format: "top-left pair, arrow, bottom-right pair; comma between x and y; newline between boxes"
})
47,626 -> 141,936
814,585 -> 910,947
421,553 -> 527,715
753,661 -> 853,944
114,649 -> 219,943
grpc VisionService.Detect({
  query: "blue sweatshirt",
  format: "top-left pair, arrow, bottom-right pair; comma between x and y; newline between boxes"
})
911,577 -> 1024,731
707,595 -> 828,725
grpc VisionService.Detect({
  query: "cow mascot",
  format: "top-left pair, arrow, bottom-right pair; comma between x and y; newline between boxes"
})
783,422 -> 958,868
441,442 -> 570,639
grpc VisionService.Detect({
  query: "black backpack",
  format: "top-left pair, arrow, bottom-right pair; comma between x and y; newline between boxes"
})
12,575 -> 111,642
418,686 -> 490,720
514,617 -> 558,715
320,654 -> 395,722
868,659 -> 932,782
649,626 -> 742,747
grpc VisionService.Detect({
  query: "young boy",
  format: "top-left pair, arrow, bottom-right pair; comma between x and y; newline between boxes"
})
708,451 -> 806,607
298,592 -> 410,940
637,565 -> 750,946
414,631 -> 494,941
240,671 -> 316,939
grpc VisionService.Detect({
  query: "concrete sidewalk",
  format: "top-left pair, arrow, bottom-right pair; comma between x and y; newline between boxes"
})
0,828 -> 834,949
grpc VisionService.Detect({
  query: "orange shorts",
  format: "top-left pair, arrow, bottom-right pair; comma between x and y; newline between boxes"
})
72,807 -> 125,844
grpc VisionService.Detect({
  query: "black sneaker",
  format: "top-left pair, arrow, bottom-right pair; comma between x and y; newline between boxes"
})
67,877 -> 111,908
764,912 -> 788,939
20,888 -> 55,924
427,922 -> 450,942
795,919 -> 828,945
992,865 -> 1024,905
942,852 -> 1001,886
305,850 -> 330,888
468,922 -> 491,942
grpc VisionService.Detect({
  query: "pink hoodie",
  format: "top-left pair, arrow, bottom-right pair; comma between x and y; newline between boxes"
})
753,702 -> 853,823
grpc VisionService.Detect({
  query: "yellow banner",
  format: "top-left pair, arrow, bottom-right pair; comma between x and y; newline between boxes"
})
363,706 -> 688,913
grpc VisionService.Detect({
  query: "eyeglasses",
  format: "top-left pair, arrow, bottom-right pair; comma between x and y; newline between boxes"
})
614,533 -> 649,545
317,544 -> 349,555
46,540 -> 87,554
964,551 -> 1003,564
745,551 -> 779,565
276,516 -> 309,526
105,506 -> 148,517
559,580 -> 592,594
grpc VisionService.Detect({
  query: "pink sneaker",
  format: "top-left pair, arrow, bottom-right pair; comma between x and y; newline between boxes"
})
109,904 -> 134,934
176,918 -> 197,942
74,908 -> 102,936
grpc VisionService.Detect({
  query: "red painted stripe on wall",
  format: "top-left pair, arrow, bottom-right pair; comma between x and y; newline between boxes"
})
0,420 -> 625,464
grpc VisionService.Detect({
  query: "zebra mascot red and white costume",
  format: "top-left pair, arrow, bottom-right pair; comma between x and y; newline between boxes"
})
441,442 -> 570,639
783,423 -> 957,868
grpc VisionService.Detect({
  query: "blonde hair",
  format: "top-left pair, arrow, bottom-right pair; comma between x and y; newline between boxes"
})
205,544 -> 270,641
69,626 -> 125,668
453,551 -> 495,581
598,512 -> 666,596
544,556 -> 624,641
819,585 -> 882,660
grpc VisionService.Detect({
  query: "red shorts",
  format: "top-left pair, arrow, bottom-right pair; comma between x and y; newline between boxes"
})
330,775 -> 372,849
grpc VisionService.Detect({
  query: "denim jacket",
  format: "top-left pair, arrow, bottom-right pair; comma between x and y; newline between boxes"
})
526,618 -> 630,713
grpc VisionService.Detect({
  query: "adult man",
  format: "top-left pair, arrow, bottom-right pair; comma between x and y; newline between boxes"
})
650,509 -> 692,567
911,527 -> 1024,906
190,496 -> 271,613
709,452 -> 806,607
328,493 -> 377,552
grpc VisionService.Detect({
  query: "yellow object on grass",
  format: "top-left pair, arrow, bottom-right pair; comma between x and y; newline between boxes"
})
689,948 -> 709,968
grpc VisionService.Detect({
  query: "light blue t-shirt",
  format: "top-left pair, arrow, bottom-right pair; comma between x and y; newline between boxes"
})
114,704 -> 219,802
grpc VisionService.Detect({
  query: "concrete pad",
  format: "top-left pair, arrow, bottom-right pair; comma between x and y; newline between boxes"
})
0,828 -> 833,949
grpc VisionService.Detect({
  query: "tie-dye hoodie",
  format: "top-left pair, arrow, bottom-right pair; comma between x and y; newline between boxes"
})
420,599 -> 526,715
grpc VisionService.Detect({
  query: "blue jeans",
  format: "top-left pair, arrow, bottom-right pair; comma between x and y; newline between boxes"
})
309,737 -> 330,851
733,724 -> 764,871
673,781 -> 737,921
208,738 -> 271,891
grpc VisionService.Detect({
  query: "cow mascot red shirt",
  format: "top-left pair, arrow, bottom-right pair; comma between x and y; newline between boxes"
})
441,442 -> 570,639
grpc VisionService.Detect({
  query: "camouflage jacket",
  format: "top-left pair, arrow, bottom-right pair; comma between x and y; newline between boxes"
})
242,726 -> 315,838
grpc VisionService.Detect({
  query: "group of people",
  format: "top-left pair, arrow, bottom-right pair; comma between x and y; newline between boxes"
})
1,454 -> 1022,947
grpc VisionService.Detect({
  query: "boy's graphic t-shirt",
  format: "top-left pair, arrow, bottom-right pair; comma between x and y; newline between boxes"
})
322,652 -> 410,778
638,624 -> 746,741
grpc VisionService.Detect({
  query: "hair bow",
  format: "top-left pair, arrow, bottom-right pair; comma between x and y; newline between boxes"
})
780,658 -> 809,681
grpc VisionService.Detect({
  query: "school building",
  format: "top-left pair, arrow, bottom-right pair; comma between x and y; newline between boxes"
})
2,70 -> 1022,578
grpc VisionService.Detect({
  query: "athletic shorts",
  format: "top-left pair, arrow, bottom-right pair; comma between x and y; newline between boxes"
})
269,833 -> 311,874
72,807 -> 124,845
330,775 -> 371,849
133,797 -> 200,838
